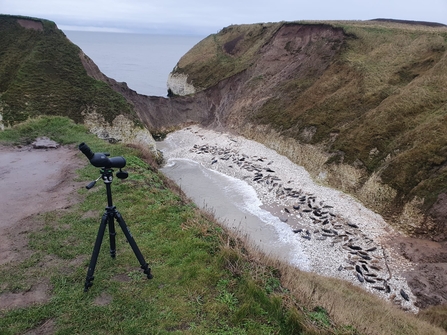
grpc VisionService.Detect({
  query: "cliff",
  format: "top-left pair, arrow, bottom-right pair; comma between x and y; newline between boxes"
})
131,20 -> 447,241
0,14 -> 155,148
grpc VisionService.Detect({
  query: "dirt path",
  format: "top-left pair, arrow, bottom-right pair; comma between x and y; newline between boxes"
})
0,143 -> 85,311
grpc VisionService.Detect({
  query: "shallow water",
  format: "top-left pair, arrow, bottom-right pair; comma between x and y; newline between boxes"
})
159,152 -> 310,270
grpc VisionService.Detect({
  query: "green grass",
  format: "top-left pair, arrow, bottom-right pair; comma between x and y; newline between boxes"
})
1,13 -> 447,334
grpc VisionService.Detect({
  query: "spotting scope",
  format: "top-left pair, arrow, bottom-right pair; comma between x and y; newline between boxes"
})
79,142 -> 126,168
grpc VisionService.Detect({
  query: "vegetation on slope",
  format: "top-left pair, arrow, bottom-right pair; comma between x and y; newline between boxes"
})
0,116 -> 445,334
0,15 -> 139,127
172,20 -> 447,237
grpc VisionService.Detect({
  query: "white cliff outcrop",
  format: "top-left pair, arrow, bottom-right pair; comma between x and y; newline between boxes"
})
167,72 -> 196,96
82,110 -> 156,150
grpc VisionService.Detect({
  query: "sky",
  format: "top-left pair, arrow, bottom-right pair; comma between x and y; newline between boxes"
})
1,0 -> 447,35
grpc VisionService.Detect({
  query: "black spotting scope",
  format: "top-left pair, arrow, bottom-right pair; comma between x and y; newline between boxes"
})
79,142 -> 126,168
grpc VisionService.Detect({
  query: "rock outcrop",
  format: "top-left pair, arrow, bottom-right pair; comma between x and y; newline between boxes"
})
167,71 -> 197,96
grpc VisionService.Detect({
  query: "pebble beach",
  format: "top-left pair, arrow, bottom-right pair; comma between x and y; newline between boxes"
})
159,125 -> 418,312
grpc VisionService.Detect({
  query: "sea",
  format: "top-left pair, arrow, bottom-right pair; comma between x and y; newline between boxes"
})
65,30 -> 309,268
63,30 -> 205,97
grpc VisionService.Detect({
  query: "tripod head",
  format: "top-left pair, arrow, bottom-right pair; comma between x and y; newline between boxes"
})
79,142 -> 128,189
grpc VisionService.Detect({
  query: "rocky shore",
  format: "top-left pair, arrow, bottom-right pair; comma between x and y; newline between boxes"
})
160,125 -> 419,312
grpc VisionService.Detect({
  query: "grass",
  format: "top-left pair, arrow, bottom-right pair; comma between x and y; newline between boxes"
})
1,17 -> 447,332
0,116 -> 445,334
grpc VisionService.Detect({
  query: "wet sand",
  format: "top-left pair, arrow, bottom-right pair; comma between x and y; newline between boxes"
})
158,125 -> 419,312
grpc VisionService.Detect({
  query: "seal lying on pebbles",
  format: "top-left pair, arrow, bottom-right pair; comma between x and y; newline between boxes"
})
166,126 -> 418,312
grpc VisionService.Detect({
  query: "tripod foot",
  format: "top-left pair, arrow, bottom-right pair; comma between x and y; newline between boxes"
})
84,275 -> 94,292
141,263 -> 153,279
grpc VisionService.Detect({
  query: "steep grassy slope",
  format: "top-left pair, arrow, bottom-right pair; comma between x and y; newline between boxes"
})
0,15 -> 139,127
168,20 -> 447,239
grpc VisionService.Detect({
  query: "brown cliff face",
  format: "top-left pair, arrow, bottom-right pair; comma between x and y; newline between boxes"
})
108,24 -> 346,130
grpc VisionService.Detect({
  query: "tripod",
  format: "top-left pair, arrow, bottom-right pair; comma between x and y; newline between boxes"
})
84,167 -> 153,292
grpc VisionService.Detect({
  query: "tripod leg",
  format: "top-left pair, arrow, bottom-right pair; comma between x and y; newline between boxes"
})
107,210 -> 117,258
114,211 -> 153,279
84,213 -> 108,292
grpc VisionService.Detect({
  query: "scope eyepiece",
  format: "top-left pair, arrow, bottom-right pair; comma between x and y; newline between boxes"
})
78,142 -> 126,169
79,142 -> 94,160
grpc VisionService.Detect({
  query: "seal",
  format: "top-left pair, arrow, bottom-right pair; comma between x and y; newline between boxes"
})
365,273 -> 377,278
370,265 -> 382,271
372,286 -> 385,291
357,273 -> 364,283
348,245 -> 362,250
400,289 -> 410,301
355,265 -> 363,275
364,277 -> 376,284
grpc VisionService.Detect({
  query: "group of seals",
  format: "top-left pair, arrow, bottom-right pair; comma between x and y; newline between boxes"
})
189,140 -> 412,308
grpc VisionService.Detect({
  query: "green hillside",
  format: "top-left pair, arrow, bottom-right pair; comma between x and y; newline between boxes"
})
0,14 -> 138,127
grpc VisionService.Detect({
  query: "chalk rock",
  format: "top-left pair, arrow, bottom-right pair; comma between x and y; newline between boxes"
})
32,137 -> 60,149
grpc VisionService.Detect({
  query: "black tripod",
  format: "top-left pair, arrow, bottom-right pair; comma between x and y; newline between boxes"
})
83,166 -> 153,292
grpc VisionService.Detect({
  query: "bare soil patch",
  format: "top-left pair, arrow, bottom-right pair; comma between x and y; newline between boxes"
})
0,143 -> 85,310
387,235 -> 447,309
17,19 -> 44,31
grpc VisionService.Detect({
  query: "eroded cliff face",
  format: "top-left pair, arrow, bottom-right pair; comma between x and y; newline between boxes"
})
94,21 -> 447,243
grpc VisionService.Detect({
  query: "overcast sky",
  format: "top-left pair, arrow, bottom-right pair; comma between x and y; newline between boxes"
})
2,0 -> 447,35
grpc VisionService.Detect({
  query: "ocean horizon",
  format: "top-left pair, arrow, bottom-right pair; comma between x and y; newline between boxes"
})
63,30 -> 205,97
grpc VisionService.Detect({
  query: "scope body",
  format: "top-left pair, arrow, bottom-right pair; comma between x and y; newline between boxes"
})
79,142 -> 126,168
